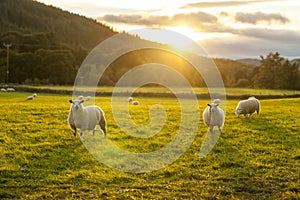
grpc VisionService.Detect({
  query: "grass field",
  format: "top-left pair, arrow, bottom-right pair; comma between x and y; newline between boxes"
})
1,92 -> 299,199
14,85 -> 300,96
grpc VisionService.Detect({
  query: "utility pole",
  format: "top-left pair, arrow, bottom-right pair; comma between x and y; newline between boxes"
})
3,43 -> 12,84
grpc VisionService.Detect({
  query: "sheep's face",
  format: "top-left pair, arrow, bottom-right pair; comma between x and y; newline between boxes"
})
235,109 -> 242,117
69,99 -> 84,110
208,103 -> 219,113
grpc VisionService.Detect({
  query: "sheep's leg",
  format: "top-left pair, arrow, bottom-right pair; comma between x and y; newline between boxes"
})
209,126 -> 213,133
99,116 -> 107,138
92,129 -> 95,136
73,129 -> 76,140
80,130 -> 84,138
218,126 -> 222,134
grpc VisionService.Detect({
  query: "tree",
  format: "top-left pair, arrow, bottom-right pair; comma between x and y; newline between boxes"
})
253,52 -> 299,89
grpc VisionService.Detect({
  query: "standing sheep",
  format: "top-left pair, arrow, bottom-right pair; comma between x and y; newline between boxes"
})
235,97 -> 260,117
203,103 -> 225,133
68,99 -> 106,139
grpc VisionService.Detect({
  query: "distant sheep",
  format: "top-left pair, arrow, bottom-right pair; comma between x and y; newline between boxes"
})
213,99 -> 221,104
77,95 -> 91,101
6,88 -> 15,92
26,93 -> 37,101
132,100 -> 139,105
128,97 -> 133,102
1,88 -> 6,92
203,102 -> 225,133
68,99 -> 106,139
235,97 -> 260,117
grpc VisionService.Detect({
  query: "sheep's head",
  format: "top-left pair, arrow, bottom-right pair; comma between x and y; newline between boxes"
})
69,99 -> 84,110
235,109 -> 242,117
208,103 -> 219,113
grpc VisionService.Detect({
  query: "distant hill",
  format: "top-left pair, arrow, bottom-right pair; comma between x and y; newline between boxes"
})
0,0 -> 116,50
235,58 -> 260,66
291,58 -> 300,65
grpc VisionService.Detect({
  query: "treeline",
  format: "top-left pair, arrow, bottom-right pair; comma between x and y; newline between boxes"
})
253,52 -> 299,89
0,0 -> 116,85
0,31 -> 88,85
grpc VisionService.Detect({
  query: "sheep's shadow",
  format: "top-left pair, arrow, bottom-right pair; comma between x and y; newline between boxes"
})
199,130 -> 221,159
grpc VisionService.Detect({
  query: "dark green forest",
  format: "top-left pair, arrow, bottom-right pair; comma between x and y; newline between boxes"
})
0,0 -> 299,89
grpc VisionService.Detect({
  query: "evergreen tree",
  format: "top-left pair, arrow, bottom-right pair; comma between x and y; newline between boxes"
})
254,52 -> 299,89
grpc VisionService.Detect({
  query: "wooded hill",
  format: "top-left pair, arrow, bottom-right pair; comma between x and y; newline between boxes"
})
0,0 -> 299,89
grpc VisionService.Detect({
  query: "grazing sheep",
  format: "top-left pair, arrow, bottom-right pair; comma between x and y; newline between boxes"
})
86,96 -> 91,101
1,88 -> 6,92
26,93 -> 37,101
203,103 -> 225,133
128,97 -> 133,102
213,99 -> 221,104
68,99 -> 106,139
77,95 -> 91,101
6,88 -> 15,92
77,95 -> 84,100
132,100 -> 139,105
235,97 -> 260,117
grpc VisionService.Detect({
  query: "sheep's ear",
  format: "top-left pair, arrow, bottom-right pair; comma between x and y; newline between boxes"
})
207,104 -> 211,107
79,99 -> 84,104
69,100 -> 73,103
215,103 -> 219,107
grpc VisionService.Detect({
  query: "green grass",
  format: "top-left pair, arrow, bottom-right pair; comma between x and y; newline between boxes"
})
14,85 -> 300,96
1,92 -> 299,199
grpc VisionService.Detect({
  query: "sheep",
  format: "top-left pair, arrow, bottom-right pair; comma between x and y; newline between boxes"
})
77,95 -> 91,101
203,102 -> 225,133
68,99 -> 106,139
128,97 -> 133,102
235,97 -> 260,118
6,88 -> 15,92
132,100 -> 139,105
1,88 -> 6,92
77,95 -> 84,100
86,96 -> 91,101
26,93 -> 37,101
213,99 -> 221,104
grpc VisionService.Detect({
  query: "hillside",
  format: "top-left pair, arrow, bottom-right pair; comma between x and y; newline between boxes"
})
0,0 -> 116,50
236,58 -> 260,66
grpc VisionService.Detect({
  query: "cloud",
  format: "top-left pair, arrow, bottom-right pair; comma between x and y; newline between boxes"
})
199,36 -> 300,59
101,14 -> 169,26
235,12 -> 290,24
100,11 -> 219,27
200,30 -> 300,59
236,28 -> 300,42
181,0 -> 282,9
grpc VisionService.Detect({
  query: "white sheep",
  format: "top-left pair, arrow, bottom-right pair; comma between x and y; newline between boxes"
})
6,88 -> 15,92
128,97 -> 133,102
213,99 -> 221,104
1,88 -> 6,92
132,100 -> 139,105
77,95 -> 91,101
26,93 -> 37,101
68,99 -> 106,139
235,97 -> 260,117
203,102 -> 225,133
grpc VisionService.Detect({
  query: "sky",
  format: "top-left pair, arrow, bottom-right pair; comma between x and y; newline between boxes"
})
36,0 -> 300,59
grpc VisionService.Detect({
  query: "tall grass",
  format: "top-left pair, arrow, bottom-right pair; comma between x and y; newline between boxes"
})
1,92 -> 299,199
